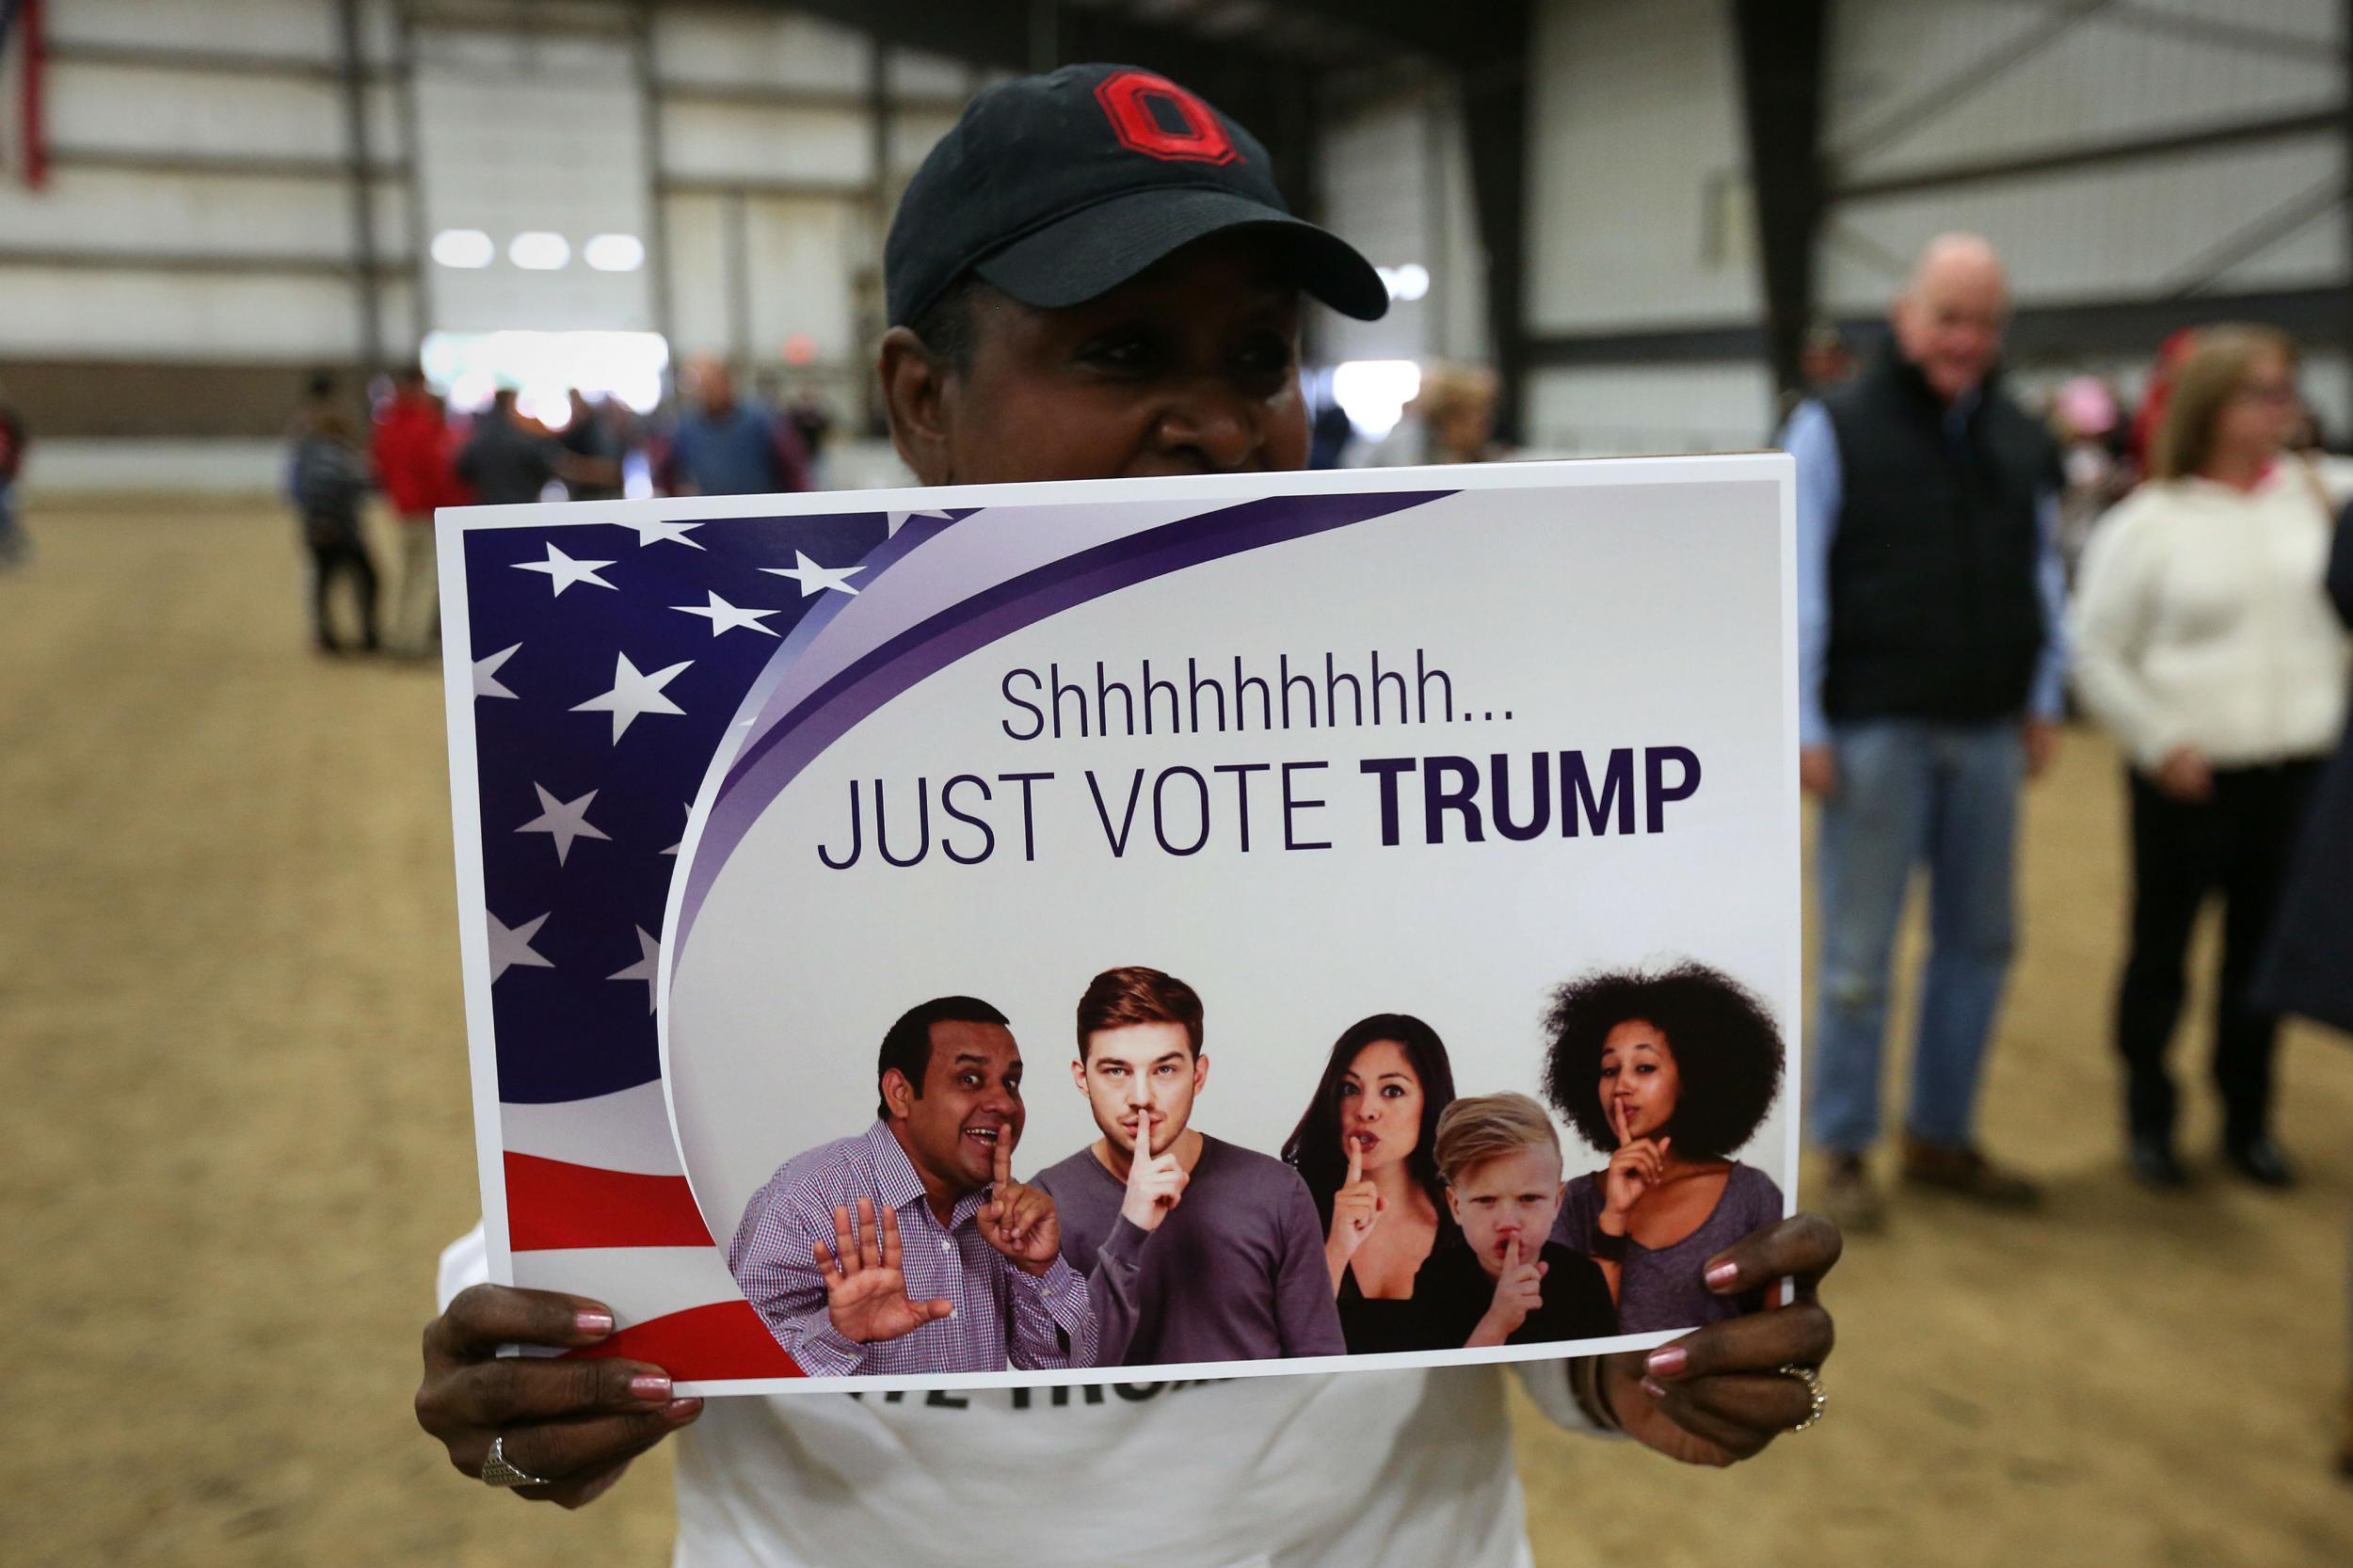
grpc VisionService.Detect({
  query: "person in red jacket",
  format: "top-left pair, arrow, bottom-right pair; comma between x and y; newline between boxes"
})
372,366 -> 462,656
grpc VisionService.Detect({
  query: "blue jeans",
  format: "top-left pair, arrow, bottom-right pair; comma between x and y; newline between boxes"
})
1810,718 -> 2023,1154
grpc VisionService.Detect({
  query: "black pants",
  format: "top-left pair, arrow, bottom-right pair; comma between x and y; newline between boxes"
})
308,534 -> 380,651
2117,760 -> 2319,1146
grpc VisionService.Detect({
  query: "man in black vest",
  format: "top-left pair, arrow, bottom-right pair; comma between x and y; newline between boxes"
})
1781,233 -> 2067,1232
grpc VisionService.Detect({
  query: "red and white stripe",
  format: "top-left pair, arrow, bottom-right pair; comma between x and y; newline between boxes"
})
502,1082 -> 802,1381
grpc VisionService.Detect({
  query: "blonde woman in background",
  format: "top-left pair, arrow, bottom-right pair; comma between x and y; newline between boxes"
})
2071,325 -> 2352,1190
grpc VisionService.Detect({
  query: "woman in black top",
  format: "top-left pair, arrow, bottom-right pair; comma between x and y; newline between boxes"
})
1281,1013 -> 1459,1353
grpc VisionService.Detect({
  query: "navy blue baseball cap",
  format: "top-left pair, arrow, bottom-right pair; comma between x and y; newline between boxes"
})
885,63 -> 1390,328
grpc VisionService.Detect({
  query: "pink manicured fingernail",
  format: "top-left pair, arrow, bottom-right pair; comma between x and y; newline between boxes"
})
629,1374 -> 671,1401
1640,1376 -> 1669,1400
664,1398 -> 704,1422
1705,1261 -> 1740,1289
1645,1347 -> 1687,1377
574,1308 -> 616,1336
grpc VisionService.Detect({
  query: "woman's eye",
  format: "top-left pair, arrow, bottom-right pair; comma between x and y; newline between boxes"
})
1080,332 -> 1156,371
1233,332 -> 1296,376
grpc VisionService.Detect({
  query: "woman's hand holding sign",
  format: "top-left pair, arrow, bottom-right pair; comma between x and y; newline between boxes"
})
1322,1141 -> 1387,1288
415,1285 -> 703,1508
978,1139 -> 1064,1276
817,1198 -> 955,1344
1600,1212 -> 1841,1465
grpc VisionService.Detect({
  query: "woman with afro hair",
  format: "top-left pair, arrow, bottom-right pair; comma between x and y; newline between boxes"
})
1541,961 -> 1786,1334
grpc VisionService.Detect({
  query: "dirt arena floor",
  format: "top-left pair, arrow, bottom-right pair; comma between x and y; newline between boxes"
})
4,498 -> 2350,1568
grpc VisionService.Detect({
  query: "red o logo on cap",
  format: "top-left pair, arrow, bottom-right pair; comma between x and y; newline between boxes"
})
1094,70 -> 1241,166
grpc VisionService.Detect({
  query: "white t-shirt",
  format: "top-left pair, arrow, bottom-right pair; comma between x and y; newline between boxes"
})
440,1226 -> 1606,1568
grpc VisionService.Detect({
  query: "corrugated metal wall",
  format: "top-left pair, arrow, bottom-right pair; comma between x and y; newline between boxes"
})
1519,0 -> 2353,453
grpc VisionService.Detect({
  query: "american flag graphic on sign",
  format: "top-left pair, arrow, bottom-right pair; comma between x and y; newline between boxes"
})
450,486 -> 1446,1386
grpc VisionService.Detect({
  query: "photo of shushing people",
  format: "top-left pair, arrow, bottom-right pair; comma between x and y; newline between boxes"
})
1280,1014 -> 1462,1354
723,956 -> 1785,1375
1541,963 -> 1788,1334
1033,968 -> 1344,1367
726,998 -> 1098,1375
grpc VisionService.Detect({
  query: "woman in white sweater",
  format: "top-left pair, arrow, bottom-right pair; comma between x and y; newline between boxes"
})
2071,325 -> 2350,1189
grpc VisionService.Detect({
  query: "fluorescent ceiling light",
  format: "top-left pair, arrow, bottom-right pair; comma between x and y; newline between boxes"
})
584,233 -> 646,273
430,228 -> 494,269
509,232 -> 571,271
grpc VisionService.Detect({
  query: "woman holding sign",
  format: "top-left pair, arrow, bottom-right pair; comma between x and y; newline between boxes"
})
1542,964 -> 1786,1335
1282,1013 -> 1461,1352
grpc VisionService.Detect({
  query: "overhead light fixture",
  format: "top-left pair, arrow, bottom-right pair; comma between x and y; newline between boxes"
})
430,228 -> 495,269
1375,264 -> 1431,302
509,232 -> 571,271
584,233 -> 646,273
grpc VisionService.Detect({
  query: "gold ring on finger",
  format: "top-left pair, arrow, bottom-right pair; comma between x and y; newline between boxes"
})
479,1432 -> 553,1487
1776,1363 -> 1826,1432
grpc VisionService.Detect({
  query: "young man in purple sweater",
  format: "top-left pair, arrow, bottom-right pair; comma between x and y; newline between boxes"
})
1035,967 -> 1344,1366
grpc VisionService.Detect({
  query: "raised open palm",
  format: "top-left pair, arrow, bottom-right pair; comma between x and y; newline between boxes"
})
815,1197 -> 953,1344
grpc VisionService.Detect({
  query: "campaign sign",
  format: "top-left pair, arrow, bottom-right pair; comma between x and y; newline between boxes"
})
441,457 -> 1799,1395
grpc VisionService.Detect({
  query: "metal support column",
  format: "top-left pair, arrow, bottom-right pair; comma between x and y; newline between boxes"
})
725,187 -> 752,372
2343,0 -> 2353,357
868,34 -> 892,228
1461,18 -> 1531,444
1732,0 -> 1828,405
335,0 -> 386,376
635,0 -> 677,355
392,0 -> 433,346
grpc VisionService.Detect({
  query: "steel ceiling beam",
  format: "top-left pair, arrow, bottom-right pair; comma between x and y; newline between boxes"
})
770,0 -> 1314,202
1461,28 -> 1533,442
1522,284 -> 2353,367
1733,0 -> 1827,403
1835,108 -> 2341,201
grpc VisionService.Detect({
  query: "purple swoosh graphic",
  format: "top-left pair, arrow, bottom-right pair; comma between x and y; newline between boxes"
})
676,488 -> 1451,947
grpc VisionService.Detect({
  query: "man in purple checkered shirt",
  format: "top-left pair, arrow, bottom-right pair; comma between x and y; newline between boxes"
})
726,996 -> 1097,1375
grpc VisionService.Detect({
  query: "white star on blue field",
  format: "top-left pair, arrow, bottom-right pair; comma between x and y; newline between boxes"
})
461,508 -> 943,1104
